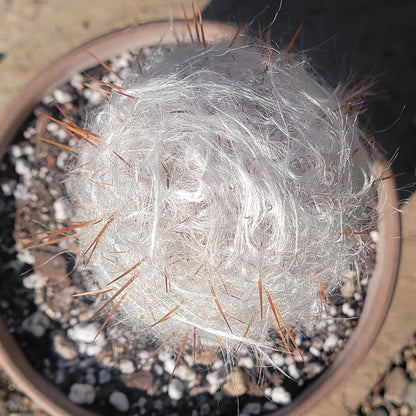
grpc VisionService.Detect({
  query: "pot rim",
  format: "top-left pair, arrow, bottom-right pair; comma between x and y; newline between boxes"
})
0,20 -> 401,416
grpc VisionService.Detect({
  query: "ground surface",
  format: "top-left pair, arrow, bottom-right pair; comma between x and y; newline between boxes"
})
0,1 -> 415,415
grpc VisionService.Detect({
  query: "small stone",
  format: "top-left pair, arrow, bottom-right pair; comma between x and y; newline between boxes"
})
53,88 -> 73,104
120,371 -> 154,392
21,311 -> 50,337
242,402 -> 262,415
1,179 -> 16,196
119,359 -> 135,374
68,323 -> 105,344
206,369 -> 227,394
223,368 -> 247,396
384,367 -> 409,404
309,346 -> 321,357
53,332 -> 78,360
288,363 -> 300,380
341,279 -> 355,298
270,386 -> 291,405
323,333 -> 338,351
15,158 -> 31,177
238,356 -> 254,369
67,323 -> 105,356
404,381 -> 416,407
168,378 -> 185,401
341,302 -> 355,317
23,273 -> 47,289
109,391 -> 129,412
98,369 -> 112,384
68,383 -> 95,405
174,364 -> 195,382
53,199 -> 73,222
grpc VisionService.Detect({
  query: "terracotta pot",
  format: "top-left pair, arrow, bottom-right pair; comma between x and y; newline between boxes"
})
0,21 -> 401,416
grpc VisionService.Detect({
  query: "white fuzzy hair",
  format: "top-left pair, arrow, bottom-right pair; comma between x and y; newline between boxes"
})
69,41 -> 376,361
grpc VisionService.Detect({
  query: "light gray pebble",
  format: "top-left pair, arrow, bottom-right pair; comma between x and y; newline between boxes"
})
68,383 -> 96,405
119,359 -> 135,374
109,391 -> 130,412
242,402 -> 262,415
98,369 -> 112,384
1,179 -> 16,196
168,378 -> 185,401
21,311 -> 50,337
263,402 -> 278,412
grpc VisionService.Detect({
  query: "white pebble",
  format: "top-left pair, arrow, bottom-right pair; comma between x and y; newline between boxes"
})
309,346 -> 321,357
56,151 -> 70,170
23,273 -> 47,289
21,311 -> 50,337
68,323 -> 104,344
238,356 -> 254,369
168,378 -> 185,401
271,353 -> 285,367
370,230 -> 379,243
174,364 -> 195,382
17,250 -> 35,265
68,383 -> 96,405
341,302 -> 355,317
11,145 -> 23,158
53,88 -> 73,104
15,158 -> 31,177
70,73 -> 84,90
84,88 -> 104,106
288,363 -> 300,380
54,199 -> 73,222
109,391 -> 130,412
270,386 -> 291,405
119,359 -> 135,374
323,333 -> 339,351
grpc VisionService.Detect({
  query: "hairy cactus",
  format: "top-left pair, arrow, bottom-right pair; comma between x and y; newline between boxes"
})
64,38 -> 375,366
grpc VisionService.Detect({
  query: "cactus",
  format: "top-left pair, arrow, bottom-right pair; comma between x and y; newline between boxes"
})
21,21 -> 379,377
57,36 -> 377,369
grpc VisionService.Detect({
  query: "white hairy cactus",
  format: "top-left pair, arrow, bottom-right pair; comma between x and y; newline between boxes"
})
68,40 -> 376,364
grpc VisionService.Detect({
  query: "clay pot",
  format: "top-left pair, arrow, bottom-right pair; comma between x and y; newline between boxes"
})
0,21 -> 400,416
